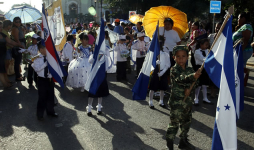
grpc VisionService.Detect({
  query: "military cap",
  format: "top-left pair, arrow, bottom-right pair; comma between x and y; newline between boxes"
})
172,45 -> 189,56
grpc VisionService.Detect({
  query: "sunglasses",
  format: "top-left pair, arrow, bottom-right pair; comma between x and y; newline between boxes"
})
15,21 -> 21,23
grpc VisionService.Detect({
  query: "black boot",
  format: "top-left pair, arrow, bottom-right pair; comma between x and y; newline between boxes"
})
166,139 -> 174,150
178,137 -> 195,150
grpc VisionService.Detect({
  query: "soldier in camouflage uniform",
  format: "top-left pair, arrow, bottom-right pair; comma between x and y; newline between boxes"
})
166,45 -> 201,150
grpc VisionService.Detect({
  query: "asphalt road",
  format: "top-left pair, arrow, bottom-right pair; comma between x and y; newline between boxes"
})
0,60 -> 254,150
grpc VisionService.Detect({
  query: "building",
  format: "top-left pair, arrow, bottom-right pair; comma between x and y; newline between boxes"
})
43,0 -> 114,24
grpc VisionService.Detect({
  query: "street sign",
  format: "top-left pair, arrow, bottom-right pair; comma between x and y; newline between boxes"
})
210,1 -> 221,13
129,11 -> 136,18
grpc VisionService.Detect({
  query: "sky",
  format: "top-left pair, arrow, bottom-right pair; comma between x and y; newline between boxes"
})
0,0 -> 43,13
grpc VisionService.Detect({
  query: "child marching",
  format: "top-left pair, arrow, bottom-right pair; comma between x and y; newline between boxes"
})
166,45 -> 201,150
27,34 -> 41,86
66,33 -> 92,92
148,50 -> 170,108
114,35 -> 128,81
193,39 -> 213,105
32,40 -> 58,120
131,32 -> 148,78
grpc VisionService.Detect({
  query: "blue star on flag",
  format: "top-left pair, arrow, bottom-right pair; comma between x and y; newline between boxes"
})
224,104 -> 230,111
217,107 -> 220,112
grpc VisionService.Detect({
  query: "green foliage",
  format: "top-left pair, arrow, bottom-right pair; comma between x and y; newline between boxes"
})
103,0 -> 210,20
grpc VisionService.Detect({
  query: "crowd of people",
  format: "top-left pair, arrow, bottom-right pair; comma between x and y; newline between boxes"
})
0,11 -> 253,150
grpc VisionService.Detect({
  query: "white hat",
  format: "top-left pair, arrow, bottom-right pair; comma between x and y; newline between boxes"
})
32,34 -> 40,39
137,32 -> 146,38
119,35 -> 126,41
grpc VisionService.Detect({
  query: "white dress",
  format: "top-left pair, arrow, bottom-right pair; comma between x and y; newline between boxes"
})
66,45 -> 92,88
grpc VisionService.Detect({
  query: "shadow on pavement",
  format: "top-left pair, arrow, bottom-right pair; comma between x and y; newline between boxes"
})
0,84 -> 85,150
54,84 -> 87,111
92,94 -> 156,150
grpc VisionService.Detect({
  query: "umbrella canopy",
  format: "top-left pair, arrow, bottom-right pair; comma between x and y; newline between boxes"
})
143,6 -> 188,38
5,6 -> 41,23
129,14 -> 144,24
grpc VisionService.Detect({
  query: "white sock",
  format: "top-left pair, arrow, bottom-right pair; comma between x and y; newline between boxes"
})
88,97 -> 93,106
149,90 -> 154,106
194,86 -> 201,103
97,97 -> 103,111
160,91 -> 164,101
81,87 -> 85,92
202,85 -> 210,102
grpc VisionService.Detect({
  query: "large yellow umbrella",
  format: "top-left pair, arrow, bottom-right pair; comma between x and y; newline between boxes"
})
143,6 -> 188,38
129,14 -> 144,24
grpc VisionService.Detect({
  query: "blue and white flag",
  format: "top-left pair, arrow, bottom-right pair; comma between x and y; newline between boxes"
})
132,25 -> 160,100
204,16 -> 237,150
234,43 -> 244,119
85,18 -> 106,95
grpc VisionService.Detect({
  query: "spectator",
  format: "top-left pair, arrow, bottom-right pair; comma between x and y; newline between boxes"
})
11,17 -> 26,81
82,23 -> 88,31
113,19 -> 124,34
233,12 -> 253,67
76,23 -> 82,32
0,21 -> 24,89
2,20 -> 13,80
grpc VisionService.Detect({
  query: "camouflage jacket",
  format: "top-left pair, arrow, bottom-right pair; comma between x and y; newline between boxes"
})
169,64 -> 198,103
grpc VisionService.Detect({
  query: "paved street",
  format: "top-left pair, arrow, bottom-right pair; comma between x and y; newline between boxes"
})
0,58 -> 254,150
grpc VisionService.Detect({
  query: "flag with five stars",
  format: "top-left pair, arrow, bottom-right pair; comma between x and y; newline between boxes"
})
204,16 -> 237,149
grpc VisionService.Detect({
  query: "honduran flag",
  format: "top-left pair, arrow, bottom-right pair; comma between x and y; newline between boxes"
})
204,16 -> 237,150
41,4 -> 67,88
85,18 -> 106,95
233,43 -> 244,119
132,25 -> 160,100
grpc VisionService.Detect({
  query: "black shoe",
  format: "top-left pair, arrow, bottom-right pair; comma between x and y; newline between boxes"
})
166,139 -> 174,150
178,137 -> 195,150
97,111 -> 102,115
149,105 -> 155,109
47,112 -> 58,117
203,101 -> 213,105
194,103 -> 199,106
37,116 -> 44,121
159,104 -> 167,108
87,112 -> 92,116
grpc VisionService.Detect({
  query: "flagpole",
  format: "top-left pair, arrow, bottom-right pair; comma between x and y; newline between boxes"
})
183,6 -> 234,102
233,38 -> 242,48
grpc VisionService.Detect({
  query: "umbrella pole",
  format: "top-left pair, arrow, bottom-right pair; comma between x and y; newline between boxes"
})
157,20 -> 160,80
183,6 -> 234,102
23,8 -> 25,24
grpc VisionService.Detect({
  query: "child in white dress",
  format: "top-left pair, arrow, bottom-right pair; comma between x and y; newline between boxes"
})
66,33 -> 92,92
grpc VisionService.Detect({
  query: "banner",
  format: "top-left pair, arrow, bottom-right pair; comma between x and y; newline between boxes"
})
129,11 -> 136,18
46,0 -> 66,51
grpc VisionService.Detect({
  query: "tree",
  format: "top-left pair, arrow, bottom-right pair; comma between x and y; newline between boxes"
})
103,0 -> 211,20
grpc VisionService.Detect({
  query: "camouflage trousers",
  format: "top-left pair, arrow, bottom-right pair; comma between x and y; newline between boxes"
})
166,100 -> 192,140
